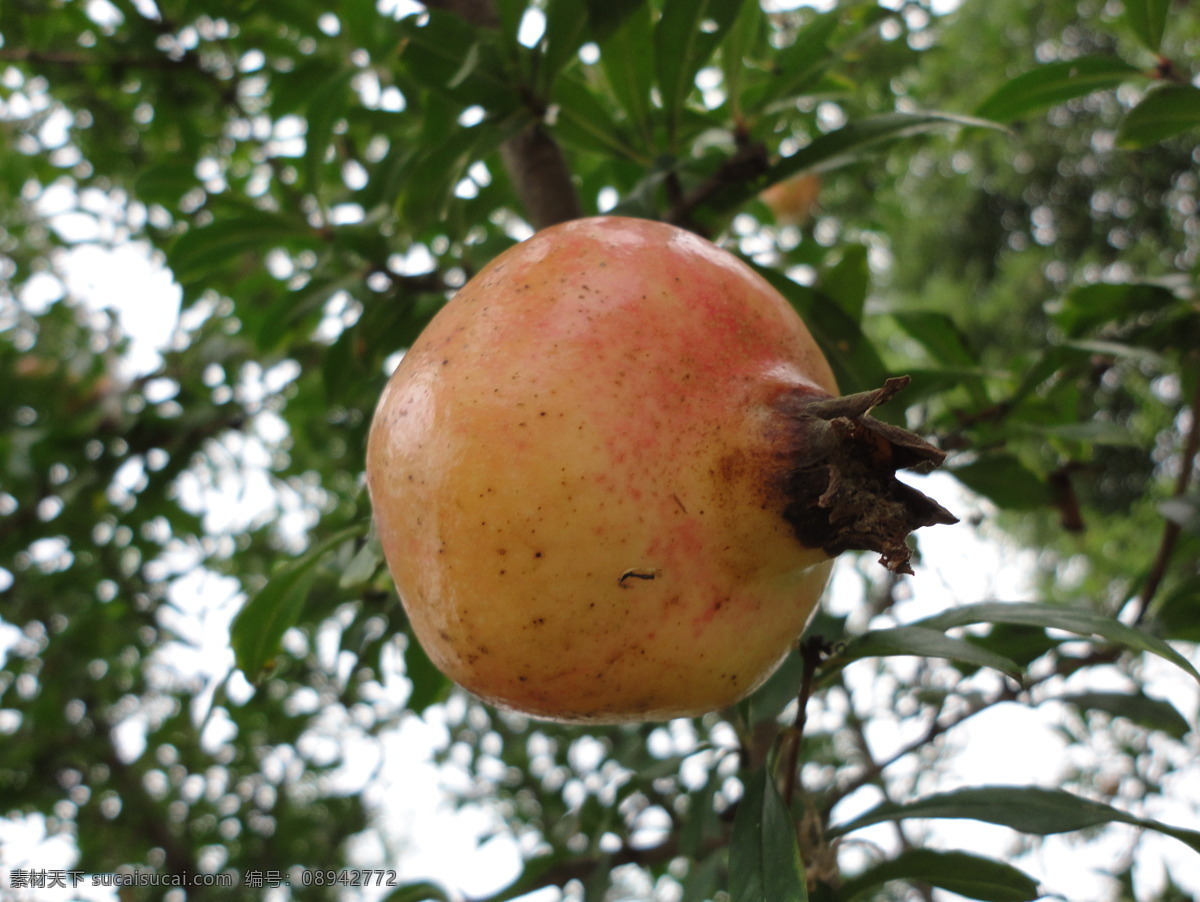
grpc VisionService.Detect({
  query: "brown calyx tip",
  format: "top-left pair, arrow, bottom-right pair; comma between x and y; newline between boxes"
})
776,376 -> 958,575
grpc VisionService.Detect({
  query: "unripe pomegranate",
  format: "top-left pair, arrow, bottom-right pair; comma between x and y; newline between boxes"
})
760,172 -> 822,226
366,216 -> 954,723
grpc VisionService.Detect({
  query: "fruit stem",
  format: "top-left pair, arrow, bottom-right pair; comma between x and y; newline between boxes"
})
774,376 -> 958,574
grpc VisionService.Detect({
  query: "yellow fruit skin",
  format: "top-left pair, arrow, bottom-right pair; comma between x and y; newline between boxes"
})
366,216 -> 839,723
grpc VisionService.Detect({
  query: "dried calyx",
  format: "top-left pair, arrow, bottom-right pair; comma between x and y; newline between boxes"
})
776,376 -> 959,574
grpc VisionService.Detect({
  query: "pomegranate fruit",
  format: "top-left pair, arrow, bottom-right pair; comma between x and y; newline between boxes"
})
761,172 -> 822,226
366,216 -> 954,723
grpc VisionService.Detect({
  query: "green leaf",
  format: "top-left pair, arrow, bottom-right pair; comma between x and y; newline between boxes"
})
917,602 -> 1200,684
382,881 -> 453,902
740,646 -> 806,727
1053,281 -> 1180,337
654,0 -> 748,147
833,626 -> 1023,680
596,0 -> 656,149
966,623 -> 1062,671
1028,418 -> 1139,447
231,527 -> 361,679
404,631 -> 452,715
820,244 -> 869,325
134,161 -> 197,207
729,768 -> 808,902
744,10 -> 842,111
765,112 -> 1001,188
829,785 -> 1200,855
538,0 -> 590,88
1124,0 -> 1170,52
303,68 -> 356,193
1055,690 -> 1191,740
893,310 -> 978,369
753,266 -> 890,394
721,0 -> 763,119
398,119 -> 506,232
952,454 -> 1052,511
839,848 -> 1041,902
1118,85 -> 1200,148
1061,338 -> 1169,367
397,10 -> 514,110
552,72 -> 643,161
584,0 -> 647,44
1155,577 -> 1200,641
338,533 -> 383,589
974,56 -> 1142,122
892,309 -> 989,406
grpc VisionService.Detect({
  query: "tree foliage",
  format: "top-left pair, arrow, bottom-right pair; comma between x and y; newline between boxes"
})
1,0 -> 1198,900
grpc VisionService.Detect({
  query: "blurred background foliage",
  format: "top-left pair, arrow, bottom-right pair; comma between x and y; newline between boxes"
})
1,0 -> 1199,900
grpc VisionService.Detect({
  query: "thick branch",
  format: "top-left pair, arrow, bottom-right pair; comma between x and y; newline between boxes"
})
499,123 -> 584,229
417,0 -> 583,229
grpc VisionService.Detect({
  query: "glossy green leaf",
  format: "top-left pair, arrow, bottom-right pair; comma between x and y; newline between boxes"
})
974,56 -> 1142,122
839,849 -> 1041,902
917,602 -> 1200,683
1118,85 -> 1200,148
730,768 -> 808,902
952,455 -> 1052,511
1055,690 -> 1192,740
833,626 -> 1022,680
1123,0 -> 1170,52
829,785 -> 1200,854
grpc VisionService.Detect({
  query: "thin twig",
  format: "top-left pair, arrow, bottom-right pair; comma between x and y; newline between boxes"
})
1133,353 -> 1200,625
823,675 -> 1021,814
780,636 -> 828,809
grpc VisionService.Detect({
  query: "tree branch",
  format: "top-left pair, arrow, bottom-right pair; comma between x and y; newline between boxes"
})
1132,351 -> 1200,624
416,0 -> 583,230
499,123 -> 584,229
779,636 -> 828,809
